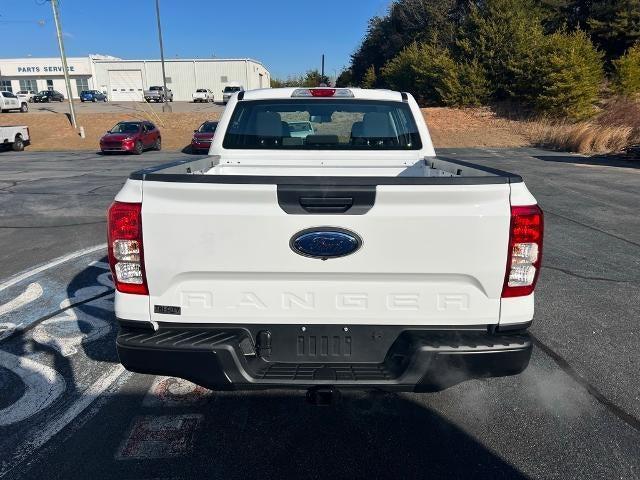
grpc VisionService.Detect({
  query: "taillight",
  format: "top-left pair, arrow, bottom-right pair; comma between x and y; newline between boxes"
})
107,201 -> 148,295
501,205 -> 544,298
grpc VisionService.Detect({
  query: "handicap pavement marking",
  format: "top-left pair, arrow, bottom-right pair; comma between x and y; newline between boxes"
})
0,244 -> 133,479
117,414 -> 204,460
143,376 -> 212,408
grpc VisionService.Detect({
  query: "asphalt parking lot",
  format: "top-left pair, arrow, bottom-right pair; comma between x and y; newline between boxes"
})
0,148 -> 639,479
25,100 -> 226,114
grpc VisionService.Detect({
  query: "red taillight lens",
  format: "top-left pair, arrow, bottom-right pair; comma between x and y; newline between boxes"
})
310,88 -> 336,97
501,205 -> 544,298
107,201 -> 148,295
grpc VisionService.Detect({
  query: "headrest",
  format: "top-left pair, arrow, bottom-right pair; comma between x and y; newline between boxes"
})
255,111 -> 283,137
363,112 -> 393,137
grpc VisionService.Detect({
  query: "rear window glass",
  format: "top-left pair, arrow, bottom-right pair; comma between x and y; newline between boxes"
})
223,99 -> 422,150
224,86 -> 241,93
199,122 -> 218,133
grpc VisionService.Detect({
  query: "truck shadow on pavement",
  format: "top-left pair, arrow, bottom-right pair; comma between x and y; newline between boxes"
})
19,263 -> 528,480
1,260 -> 526,479
534,154 -> 640,169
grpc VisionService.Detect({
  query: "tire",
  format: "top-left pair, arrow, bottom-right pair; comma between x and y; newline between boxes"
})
154,137 -> 161,151
20,103 -> 28,113
133,141 -> 143,155
12,135 -> 24,152
81,99 -> 85,103
103,97 -> 107,102
92,97 -> 97,103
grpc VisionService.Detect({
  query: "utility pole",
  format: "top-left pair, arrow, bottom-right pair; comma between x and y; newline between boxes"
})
50,0 -> 77,128
321,54 -> 325,86
155,0 -> 171,112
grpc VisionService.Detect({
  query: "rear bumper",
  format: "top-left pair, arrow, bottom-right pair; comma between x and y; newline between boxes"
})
116,322 -> 532,392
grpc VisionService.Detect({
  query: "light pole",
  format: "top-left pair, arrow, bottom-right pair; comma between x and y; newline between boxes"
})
155,0 -> 171,112
50,0 -> 77,128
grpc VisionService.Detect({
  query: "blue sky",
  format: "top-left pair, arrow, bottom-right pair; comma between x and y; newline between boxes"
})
0,0 -> 390,78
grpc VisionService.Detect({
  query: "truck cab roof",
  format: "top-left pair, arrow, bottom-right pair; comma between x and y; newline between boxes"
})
242,87 -> 404,102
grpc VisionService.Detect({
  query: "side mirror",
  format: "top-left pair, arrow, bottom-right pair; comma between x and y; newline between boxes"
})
105,130 -> 111,134
193,130 -> 198,133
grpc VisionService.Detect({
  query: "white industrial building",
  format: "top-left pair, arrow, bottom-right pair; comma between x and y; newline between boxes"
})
0,55 -> 271,101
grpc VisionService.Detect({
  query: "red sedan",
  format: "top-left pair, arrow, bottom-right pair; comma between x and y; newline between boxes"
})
100,121 -> 161,155
191,121 -> 218,153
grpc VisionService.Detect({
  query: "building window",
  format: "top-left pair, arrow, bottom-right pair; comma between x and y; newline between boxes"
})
76,78 -> 89,96
46,79 -> 54,90
19,79 -> 37,92
220,76 -> 228,83
0,80 -> 12,92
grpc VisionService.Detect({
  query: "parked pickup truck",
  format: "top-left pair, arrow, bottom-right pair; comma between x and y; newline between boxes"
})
222,83 -> 243,104
0,91 -> 29,113
144,86 -> 173,103
1,126 -> 30,151
192,89 -> 214,103
110,87 -> 543,396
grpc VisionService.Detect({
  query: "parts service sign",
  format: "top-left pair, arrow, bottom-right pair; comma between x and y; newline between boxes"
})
17,65 -> 76,73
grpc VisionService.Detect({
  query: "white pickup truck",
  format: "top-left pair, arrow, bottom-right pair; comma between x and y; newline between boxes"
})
0,91 -> 29,113
109,87 -> 543,395
1,126 -> 30,151
192,89 -> 214,103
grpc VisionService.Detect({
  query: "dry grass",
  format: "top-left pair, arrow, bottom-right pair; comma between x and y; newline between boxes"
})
524,121 -> 635,154
524,96 -> 640,155
0,111 -> 221,151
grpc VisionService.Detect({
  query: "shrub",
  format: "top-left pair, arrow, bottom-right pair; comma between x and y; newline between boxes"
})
381,43 -> 488,106
362,65 -> 377,88
535,30 -> 604,120
612,43 -> 640,97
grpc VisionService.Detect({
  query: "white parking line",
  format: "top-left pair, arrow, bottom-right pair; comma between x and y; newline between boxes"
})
0,282 -> 43,317
0,244 -> 106,293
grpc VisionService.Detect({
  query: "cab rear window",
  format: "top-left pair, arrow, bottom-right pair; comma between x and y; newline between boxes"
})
223,99 -> 422,150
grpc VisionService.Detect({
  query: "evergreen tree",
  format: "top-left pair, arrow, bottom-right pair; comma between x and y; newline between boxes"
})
536,30 -> 604,119
458,0 -> 547,100
588,0 -> 640,59
612,43 -> 640,96
382,43 -> 489,106
362,65 -> 378,88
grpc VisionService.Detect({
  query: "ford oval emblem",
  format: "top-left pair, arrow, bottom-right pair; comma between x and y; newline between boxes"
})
291,227 -> 362,260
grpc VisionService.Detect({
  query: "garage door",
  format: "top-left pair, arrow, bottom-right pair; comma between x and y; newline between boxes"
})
109,70 -> 143,101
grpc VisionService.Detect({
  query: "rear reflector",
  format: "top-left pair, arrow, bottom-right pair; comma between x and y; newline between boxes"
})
107,201 -> 148,295
501,205 -> 544,298
291,88 -> 354,98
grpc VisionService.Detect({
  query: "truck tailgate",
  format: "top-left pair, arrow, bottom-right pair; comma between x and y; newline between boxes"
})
141,180 -> 510,326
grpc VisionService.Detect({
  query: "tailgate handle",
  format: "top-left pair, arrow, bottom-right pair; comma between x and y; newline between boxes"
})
299,196 -> 354,213
277,185 -> 376,215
